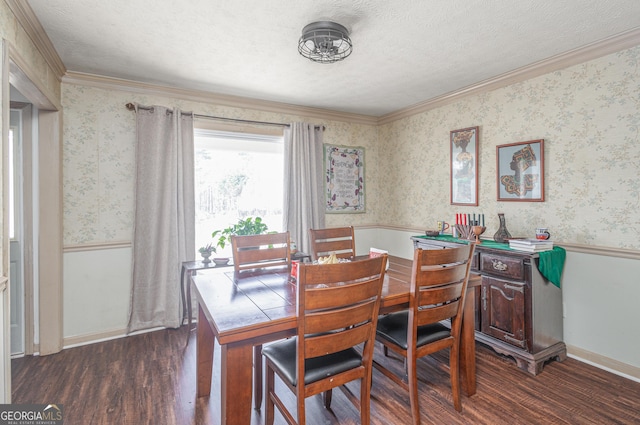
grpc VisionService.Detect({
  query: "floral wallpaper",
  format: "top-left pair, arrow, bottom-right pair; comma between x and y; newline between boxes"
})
62,87 -> 136,243
61,88 -> 379,245
62,45 -> 640,250
378,46 -> 640,250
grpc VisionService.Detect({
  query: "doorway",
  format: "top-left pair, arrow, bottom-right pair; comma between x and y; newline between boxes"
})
9,104 -> 26,356
4,47 -> 64,361
8,95 -> 36,358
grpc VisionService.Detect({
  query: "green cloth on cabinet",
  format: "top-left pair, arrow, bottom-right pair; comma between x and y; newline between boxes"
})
537,247 -> 566,288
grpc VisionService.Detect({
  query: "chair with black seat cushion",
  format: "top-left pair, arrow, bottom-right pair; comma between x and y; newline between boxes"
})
262,254 -> 388,425
230,231 -> 291,410
308,226 -> 355,261
374,244 -> 475,425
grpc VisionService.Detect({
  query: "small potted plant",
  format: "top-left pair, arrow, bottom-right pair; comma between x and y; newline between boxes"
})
198,243 -> 215,263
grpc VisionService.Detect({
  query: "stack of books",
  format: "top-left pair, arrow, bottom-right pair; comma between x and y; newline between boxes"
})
508,239 -> 554,252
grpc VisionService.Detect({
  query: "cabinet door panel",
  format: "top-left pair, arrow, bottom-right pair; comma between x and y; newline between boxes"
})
481,276 -> 527,350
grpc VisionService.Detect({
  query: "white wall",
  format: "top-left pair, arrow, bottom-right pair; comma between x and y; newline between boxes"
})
562,251 -> 640,372
355,227 -> 418,259
355,227 -> 640,380
63,247 -> 131,345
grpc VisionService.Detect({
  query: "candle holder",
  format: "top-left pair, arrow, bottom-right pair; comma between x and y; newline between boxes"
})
455,224 -> 473,239
472,225 -> 486,244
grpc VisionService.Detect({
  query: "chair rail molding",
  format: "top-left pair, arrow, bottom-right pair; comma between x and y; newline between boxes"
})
356,225 -> 640,261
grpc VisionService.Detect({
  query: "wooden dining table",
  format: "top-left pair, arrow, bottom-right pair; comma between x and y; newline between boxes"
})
192,255 -> 480,425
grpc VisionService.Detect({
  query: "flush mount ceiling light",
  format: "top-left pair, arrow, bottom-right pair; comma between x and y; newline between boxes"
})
298,21 -> 352,64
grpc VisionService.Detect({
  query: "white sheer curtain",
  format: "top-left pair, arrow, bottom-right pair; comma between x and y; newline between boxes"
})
128,105 -> 195,333
283,122 -> 325,254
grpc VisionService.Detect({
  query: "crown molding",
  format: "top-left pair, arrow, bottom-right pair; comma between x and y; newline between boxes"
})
8,43 -> 62,110
5,0 -> 66,79
378,27 -> 640,125
62,72 -> 379,126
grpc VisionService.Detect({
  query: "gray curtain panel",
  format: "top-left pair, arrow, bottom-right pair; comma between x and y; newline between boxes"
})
283,122 -> 325,255
128,105 -> 195,333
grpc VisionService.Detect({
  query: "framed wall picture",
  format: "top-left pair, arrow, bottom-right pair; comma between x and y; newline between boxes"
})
324,144 -> 365,213
496,139 -> 545,202
450,127 -> 479,206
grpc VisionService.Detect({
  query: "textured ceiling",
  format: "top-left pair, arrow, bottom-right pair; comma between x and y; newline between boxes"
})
26,0 -> 640,116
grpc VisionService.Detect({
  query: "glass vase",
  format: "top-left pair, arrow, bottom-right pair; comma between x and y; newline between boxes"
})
493,213 -> 512,243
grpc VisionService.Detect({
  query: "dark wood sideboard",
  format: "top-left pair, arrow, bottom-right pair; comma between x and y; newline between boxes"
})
411,236 -> 567,375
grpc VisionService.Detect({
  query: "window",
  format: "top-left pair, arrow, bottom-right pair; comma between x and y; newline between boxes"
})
194,128 -> 284,256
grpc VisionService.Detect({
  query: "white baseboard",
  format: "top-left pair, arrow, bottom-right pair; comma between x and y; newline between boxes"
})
63,328 -> 129,349
567,344 -> 640,383
62,326 -> 173,349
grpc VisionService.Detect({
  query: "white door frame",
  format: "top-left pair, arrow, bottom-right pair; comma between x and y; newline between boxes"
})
2,41 -> 64,401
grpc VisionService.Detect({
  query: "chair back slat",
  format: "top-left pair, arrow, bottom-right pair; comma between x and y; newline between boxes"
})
308,226 -> 356,260
415,264 -> 468,287
415,301 -> 460,326
304,299 -> 378,335
314,240 -> 354,257
416,281 -> 464,306
231,231 -> 291,272
304,275 -> 382,311
235,246 -> 289,265
305,324 -> 372,359
416,245 -> 473,266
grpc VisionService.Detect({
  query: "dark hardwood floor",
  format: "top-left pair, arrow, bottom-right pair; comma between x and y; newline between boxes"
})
12,327 -> 640,425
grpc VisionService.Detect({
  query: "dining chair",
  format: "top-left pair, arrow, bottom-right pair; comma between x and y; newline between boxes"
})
373,244 -> 475,425
231,231 -> 291,272
308,226 -> 356,261
262,254 -> 388,425
231,231 -> 291,409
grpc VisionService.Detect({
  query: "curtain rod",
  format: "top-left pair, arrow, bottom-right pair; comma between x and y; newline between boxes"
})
125,103 -> 324,130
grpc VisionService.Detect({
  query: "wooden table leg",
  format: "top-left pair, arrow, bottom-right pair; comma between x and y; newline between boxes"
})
460,287 -> 477,396
196,304 -> 215,397
253,345 -> 262,409
221,341 -> 254,425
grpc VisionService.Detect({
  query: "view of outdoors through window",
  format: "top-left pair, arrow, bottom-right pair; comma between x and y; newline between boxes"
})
194,129 -> 284,257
